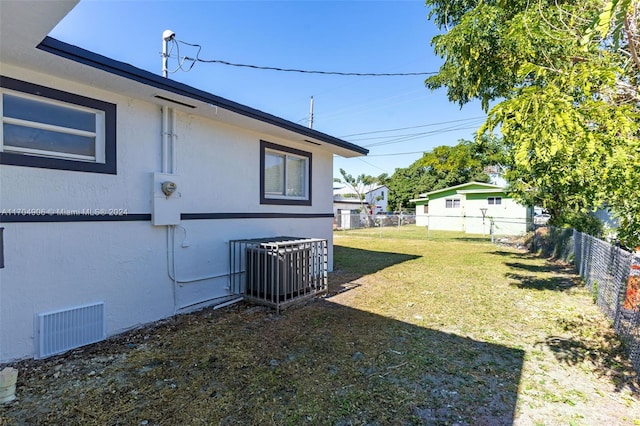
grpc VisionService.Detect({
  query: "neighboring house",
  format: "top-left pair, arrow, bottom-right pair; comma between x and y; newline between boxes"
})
410,182 -> 532,235
0,2 -> 367,362
333,184 -> 389,216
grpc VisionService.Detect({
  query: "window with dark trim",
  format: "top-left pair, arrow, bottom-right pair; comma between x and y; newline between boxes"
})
0,76 -> 117,174
445,198 -> 461,208
488,197 -> 502,205
260,140 -> 311,206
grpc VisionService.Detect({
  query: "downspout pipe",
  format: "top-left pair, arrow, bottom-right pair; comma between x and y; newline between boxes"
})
171,108 -> 177,173
162,106 -> 241,312
161,106 -> 169,173
161,105 -> 176,312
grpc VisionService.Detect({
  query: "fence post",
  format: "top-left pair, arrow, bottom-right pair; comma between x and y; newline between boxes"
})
427,215 -> 430,240
490,220 -> 495,243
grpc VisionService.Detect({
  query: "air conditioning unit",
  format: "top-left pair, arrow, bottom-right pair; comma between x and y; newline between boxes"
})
229,237 -> 328,311
245,243 -> 312,301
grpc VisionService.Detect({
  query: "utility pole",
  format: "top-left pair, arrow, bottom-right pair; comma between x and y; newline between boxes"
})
308,96 -> 314,129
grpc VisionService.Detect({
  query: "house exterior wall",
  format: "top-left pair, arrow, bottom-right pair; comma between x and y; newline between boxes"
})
333,200 -> 361,216
464,192 -> 531,235
415,183 -> 531,235
365,186 -> 388,214
332,185 -> 388,215
414,202 -> 428,227
426,188 -> 465,232
0,64 -> 336,361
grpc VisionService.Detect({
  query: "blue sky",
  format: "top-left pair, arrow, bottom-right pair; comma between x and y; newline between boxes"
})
50,0 -> 486,180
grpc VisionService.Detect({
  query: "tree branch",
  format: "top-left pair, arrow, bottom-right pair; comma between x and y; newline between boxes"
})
624,14 -> 640,74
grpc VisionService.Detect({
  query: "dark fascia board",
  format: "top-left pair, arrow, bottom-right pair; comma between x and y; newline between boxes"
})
37,37 -> 369,156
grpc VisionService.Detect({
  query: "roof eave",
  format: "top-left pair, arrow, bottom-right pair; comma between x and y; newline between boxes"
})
36,37 -> 368,157
424,181 -> 503,197
456,189 -> 507,195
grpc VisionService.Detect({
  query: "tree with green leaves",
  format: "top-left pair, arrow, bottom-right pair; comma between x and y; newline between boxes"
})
425,0 -> 640,247
386,136 -> 506,210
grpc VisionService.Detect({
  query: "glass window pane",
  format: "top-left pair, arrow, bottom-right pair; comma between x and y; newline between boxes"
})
264,152 -> 284,194
3,123 -> 96,157
286,156 -> 306,196
3,94 -> 96,132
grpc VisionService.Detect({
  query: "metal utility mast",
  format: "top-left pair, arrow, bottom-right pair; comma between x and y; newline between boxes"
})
308,96 -> 314,129
162,30 -> 175,78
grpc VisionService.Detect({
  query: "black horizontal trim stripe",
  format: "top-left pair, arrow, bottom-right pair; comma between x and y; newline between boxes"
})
0,213 -> 151,223
181,213 -> 334,220
1,212 -> 334,223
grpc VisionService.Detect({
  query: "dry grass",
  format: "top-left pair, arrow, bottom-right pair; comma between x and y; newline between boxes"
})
1,227 -> 638,425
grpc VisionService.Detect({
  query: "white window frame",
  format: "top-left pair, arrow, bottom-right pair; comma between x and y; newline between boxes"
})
445,198 -> 461,208
1,90 -> 106,163
488,197 -> 502,205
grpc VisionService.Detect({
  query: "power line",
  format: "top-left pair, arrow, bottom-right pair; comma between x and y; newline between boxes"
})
367,150 -> 427,157
189,58 -> 438,76
340,116 -> 486,138
347,121 -> 484,143
360,122 -> 485,148
355,156 -> 390,173
171,38 -> 438,77
315,89 -> 430,124
347,123 -> 485,157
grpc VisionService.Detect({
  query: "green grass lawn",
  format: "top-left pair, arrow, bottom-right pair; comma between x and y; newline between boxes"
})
2,227 -> 638,425
331,228 -> 639,425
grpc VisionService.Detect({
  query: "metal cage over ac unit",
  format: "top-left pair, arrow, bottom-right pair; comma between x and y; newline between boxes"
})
229,237 -> 328,312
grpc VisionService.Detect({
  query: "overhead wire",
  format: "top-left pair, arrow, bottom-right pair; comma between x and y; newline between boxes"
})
358,121 -> 485,148
169,37 -> 438,77
339,116 -> 486,138
314,88 -> 431,124
166,39 -> 200,74
354,156 -> 391,173
366,150 -> 428,157
165,38 -> 484,164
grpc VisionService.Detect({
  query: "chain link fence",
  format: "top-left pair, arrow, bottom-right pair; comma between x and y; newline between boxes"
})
334,213 -> 416,231
540,227 -> 640,375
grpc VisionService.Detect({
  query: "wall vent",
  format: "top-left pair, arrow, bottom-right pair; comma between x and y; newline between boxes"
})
36,302 -> 106,359
153,95 -> 196,109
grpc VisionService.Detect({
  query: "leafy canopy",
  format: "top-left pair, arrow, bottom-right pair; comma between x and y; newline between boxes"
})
386,136 -> 505,210
425,0 -> 640,248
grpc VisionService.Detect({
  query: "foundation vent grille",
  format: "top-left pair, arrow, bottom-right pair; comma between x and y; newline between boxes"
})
36,302 -> 106,358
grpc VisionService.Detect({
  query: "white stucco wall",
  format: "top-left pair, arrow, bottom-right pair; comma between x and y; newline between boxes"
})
333,201 -> 360,216
422,192 -> 530,235
427,196 -> 465,232
464,197 -> 530,235
414,203 -> 428,227
0,64 -> 337,361
366,186 -> 388,213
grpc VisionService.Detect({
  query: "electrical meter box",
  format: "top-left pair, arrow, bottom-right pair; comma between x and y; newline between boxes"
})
152,172 -> 182,226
